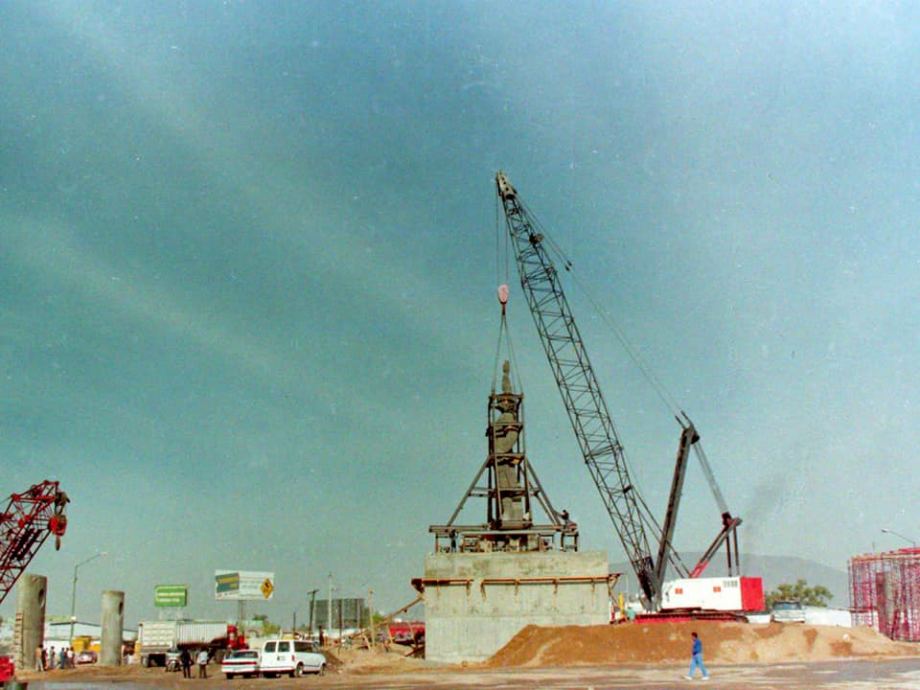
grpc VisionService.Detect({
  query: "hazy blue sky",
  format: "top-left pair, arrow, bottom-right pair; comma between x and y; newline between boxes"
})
2,1 -> 918,625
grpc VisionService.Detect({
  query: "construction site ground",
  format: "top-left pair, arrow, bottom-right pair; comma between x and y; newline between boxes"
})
19,622 -> 920,690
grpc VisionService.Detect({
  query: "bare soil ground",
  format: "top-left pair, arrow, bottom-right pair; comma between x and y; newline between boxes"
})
17,623 -> 920,689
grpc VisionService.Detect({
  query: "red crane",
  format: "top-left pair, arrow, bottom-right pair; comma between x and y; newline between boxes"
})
0,480 -> 69,605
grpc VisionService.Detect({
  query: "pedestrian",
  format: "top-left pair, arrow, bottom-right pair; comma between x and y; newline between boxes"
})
318,626 -> 325,648
34,644 -> 45,671
59,646 -> 67,670
180,648 -> 192,679
196,649 -> 209,678
48,646 -> 56,670
685,631 -> 709,681
66,647 -> 75,669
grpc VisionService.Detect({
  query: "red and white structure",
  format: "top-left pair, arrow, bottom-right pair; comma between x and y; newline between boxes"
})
660,576 -> 765,612
849,547 -> 920,642
0,480 -> 68,605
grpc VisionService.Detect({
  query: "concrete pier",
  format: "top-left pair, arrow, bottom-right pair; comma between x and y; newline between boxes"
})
99,590 -> 125,666
421,550 -> 613,663
14,573 -> 47,671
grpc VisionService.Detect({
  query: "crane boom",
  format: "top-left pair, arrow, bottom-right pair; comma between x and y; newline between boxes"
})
495,172 -> 660,600
0,480 -> 68,605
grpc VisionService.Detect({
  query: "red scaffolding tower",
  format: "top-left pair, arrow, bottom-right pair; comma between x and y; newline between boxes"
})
849,547 -> 920,642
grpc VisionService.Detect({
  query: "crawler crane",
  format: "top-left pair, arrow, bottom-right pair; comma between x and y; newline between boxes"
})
495,172 -> 754,611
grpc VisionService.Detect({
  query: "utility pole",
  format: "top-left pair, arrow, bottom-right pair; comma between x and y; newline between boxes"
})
368,588 -> 375,649
307,589 -> 319,637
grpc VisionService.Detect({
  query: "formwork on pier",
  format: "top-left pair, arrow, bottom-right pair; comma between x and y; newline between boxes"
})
849,547 -> 920,641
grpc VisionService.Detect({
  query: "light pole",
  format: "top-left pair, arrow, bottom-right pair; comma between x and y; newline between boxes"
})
70,552 -> 107,644
881,528 -> 917,547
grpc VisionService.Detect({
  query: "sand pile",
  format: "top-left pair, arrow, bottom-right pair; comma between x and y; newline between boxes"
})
332,645 -> 428,675
485,621 -> 920,668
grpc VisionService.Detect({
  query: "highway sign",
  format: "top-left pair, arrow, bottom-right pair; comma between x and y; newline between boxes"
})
154,584 -> 188,608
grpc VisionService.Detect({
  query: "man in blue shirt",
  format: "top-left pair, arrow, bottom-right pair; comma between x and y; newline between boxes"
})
685,631 -> 709,680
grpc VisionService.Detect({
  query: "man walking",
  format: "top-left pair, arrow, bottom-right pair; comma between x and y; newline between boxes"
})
685,631 -> 709,680
34,645 -> 45,672
196,649 -> 209,678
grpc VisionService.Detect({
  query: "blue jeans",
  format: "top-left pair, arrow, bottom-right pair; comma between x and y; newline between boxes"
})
689,652 -> 708,678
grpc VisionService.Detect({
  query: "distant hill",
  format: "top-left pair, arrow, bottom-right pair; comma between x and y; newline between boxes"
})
610,553 -> 850,607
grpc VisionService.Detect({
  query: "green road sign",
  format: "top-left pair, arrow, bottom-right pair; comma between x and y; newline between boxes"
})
154,584 -> 188,608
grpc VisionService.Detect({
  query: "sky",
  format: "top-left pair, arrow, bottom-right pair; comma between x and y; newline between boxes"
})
1,1 -> 918,627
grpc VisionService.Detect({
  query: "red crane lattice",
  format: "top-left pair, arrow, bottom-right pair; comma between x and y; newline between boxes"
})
0,480 -> 68,606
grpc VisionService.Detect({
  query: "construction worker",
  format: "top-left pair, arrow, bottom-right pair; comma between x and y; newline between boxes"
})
685,631 -> 709,681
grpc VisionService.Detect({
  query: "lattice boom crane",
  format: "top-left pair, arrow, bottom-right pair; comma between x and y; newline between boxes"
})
0,480 -> 69,605
495,172 -> 742,607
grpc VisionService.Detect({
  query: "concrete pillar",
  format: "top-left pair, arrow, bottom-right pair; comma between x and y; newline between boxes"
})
99,590 -> 124,666
14,573 -> 47,671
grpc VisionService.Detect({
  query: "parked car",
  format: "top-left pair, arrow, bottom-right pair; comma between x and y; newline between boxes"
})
75,650 -> 98,665
164,648 -> 181,672
220,649 -> 260,679
771,600 -> 806,623
259,639 -> 325,678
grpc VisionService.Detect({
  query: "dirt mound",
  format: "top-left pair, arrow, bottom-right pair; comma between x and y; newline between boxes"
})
331,645 -> 428,675
485,621 -> 919,668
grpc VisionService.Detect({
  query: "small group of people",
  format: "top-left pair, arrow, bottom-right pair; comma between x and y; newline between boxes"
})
34,644 -> 75,671
175,648 -> 211,679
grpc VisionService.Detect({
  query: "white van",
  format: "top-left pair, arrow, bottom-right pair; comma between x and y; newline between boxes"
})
259,639 -> 325,678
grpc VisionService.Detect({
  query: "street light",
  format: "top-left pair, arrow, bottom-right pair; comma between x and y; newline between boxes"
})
880,528 -> 917,547
70,551 -> 108,644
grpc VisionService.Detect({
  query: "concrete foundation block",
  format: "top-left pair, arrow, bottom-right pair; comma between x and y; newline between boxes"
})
422,550 -> 611,663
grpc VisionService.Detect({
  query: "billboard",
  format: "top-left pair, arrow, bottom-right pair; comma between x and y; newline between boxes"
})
214,570 -> 275,601
154,584 -> 188,608
312,598 -> 368,629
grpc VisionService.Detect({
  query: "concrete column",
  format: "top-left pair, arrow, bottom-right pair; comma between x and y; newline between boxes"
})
99,590 -> 125,666
14,573 -> 47,671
